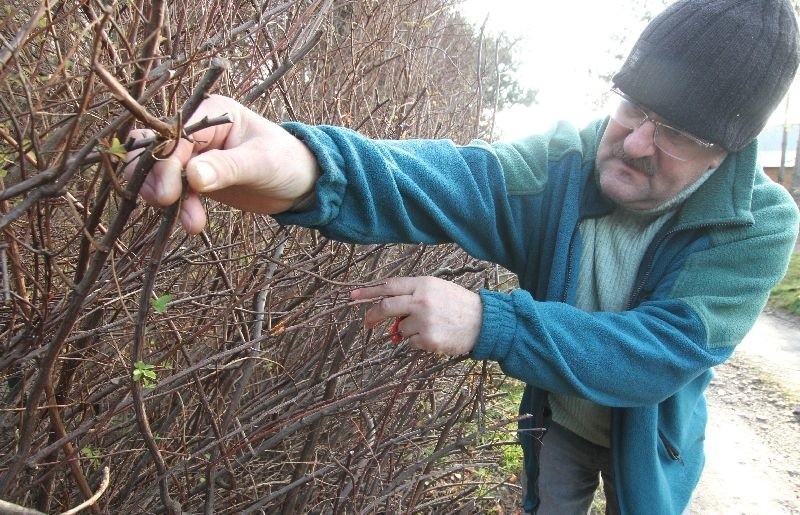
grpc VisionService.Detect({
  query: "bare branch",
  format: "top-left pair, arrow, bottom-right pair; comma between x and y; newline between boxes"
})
94,62 -> 175,139
60,467 -> 111,515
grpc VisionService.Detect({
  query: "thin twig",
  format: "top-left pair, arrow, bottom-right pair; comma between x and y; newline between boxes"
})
60,466 -> 111,515
94,62 -> 175,138
0,243 -> 9,303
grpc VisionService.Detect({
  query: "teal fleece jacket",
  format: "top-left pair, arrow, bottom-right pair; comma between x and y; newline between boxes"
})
275,118 -> 799,514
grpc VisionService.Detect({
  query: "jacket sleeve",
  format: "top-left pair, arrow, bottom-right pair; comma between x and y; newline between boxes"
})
273,122 -> 529,271
472,288 -> 732,407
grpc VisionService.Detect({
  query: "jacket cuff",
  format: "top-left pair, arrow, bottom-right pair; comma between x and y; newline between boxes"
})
471,289 -> 516,362
273,122 -> 346,228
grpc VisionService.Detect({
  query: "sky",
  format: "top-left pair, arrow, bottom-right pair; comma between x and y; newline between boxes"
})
457,0 -> 653,137
457,0 -> 800,139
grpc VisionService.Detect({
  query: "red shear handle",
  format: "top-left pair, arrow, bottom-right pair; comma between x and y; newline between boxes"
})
389,317 -> 405,344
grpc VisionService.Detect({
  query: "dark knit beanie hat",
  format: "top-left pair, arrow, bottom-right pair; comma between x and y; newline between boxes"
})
612,0 -> 800,152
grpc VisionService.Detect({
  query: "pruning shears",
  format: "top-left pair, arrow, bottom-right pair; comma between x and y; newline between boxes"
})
388,316 -> 406,344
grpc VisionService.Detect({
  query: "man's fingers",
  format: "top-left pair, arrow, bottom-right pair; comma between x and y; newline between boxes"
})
363,295 -> 412,328
351,277 -> 420,300
179,191 -> 208,235
353,277 -> 425,329
123,129 -> 154,181
352,276 -> 481,355
124,132 -> 191,206
125,97 -> 235,206
184,147 -> 246,194
149,157 -> 185,206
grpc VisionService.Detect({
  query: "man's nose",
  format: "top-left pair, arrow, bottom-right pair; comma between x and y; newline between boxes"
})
623,120 -> 658,158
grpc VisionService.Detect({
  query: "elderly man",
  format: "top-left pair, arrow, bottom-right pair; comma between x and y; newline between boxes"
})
130,0 -> 800,512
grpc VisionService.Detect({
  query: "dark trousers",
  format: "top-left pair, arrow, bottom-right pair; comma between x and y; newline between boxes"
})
523,421 -> 619,515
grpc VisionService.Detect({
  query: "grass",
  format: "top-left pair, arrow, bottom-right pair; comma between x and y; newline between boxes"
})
768,251 -> 800,315
460,368 -> 526,512
491,376 -> 525,477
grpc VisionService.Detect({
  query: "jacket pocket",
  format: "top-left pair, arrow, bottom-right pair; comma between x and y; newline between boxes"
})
658,430 -> 684,465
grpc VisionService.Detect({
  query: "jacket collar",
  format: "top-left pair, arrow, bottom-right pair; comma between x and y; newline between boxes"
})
673,140 -> 757,229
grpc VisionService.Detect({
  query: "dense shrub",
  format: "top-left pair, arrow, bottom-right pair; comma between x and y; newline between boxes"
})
0,0 -> 527,512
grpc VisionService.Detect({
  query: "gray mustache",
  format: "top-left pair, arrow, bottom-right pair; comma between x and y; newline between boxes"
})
612,143 -> 657,177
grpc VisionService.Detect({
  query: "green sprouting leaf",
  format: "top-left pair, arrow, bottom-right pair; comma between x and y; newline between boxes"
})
38,17 -> 47,29
81,446 -> 101,469
151,294 -> 172,314
133,360 -> 157,388
134,360 -> 154,371
108,136 -> 127,160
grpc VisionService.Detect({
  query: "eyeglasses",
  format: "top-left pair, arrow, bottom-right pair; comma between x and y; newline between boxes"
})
609,88 -> 716,161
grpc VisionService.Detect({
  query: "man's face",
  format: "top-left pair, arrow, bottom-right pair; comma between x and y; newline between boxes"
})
595,113 -> 728,211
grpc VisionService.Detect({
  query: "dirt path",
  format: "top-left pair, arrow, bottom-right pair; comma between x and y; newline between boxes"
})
693,309 -> 800,513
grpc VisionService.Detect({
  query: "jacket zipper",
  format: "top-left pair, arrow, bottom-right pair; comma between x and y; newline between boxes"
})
561,219 -> 583,302
658,430 -> 684,464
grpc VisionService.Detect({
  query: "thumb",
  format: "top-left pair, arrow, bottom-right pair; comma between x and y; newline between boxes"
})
186,159 -> 221,193
185,148 -> 248,194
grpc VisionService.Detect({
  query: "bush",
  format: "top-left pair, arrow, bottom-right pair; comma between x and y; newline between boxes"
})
0,0 -> 527,512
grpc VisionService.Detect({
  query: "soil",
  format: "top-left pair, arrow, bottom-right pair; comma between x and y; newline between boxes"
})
693,307 -> 800,513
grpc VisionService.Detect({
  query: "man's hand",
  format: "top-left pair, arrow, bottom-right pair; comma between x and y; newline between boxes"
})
351,276 -> 482,356
125,94 -> 320,234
